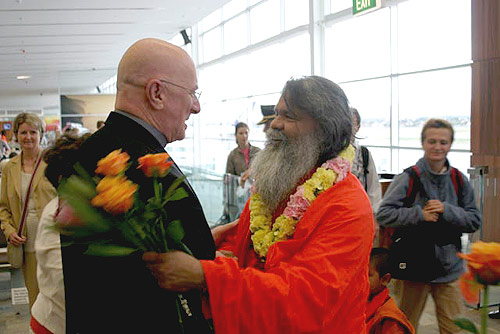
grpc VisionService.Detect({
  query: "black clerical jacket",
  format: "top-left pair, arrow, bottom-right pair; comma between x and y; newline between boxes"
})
62,111 -> 215,333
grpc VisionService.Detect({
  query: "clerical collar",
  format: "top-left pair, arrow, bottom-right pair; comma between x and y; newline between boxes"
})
114,110 -> 167,148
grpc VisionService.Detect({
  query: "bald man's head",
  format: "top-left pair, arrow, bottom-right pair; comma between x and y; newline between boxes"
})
114,38 -> 201,143
117,38 -> 195,91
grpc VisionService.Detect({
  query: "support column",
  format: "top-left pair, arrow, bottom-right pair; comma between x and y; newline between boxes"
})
471,0 -> 500,241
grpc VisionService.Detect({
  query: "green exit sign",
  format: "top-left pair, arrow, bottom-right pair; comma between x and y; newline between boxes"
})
353,0 -> 382,16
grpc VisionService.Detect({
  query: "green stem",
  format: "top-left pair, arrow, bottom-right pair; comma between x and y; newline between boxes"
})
481,285 -> 489,334
176,298 -> 185,334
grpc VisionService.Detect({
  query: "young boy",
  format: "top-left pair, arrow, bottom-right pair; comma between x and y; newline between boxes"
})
367,248 -> 415,334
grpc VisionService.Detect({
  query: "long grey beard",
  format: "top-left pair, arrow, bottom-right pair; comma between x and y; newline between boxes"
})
251,129 -> 323,212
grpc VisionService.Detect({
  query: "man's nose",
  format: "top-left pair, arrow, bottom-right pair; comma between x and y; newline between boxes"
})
270,118 -> 282,130
191,99 -> 201,114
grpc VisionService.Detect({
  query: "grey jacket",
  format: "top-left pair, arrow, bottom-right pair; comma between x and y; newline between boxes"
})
376,158 -> 481,283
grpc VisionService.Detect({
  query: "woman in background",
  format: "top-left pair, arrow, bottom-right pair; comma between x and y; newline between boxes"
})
0,113 -> 56,308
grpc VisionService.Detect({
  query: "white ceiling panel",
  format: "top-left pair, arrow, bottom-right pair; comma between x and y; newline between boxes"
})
0,0 -> 230,95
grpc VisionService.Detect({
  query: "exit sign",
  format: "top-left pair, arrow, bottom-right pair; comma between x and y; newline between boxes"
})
353,0 -> 382,16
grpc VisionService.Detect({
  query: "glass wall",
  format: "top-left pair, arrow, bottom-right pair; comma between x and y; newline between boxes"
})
98,0 -> 473,223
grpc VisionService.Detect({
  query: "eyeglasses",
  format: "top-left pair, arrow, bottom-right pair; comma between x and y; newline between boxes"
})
159,79 -> 201,100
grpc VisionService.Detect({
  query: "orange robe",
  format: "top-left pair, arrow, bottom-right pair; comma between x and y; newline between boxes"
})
366,288 -> 415,334
201,173 -> 374,333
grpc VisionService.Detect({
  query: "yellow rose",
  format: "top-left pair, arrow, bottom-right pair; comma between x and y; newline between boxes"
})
91,176 -> 138,215
458,241 -> 500,285
95,149 -> 130,176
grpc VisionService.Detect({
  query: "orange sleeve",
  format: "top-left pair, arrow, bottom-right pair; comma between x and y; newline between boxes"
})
201,175 -> 374,334
379,319 -> 410,334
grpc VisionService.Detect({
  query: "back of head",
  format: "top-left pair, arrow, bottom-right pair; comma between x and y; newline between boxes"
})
370,247 -> 391,277
421,118 -> 454,144
281,76 -> 352,162
44,134 -> 91,188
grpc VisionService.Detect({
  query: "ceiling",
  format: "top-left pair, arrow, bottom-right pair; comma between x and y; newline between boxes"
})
0,0 -> 230,95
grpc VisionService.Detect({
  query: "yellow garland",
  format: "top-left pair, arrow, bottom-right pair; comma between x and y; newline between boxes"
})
249,145 -> 354,260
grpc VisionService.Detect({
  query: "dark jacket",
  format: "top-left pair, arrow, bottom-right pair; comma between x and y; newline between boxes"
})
62,111 -> 215,333
376,158 -> 481,283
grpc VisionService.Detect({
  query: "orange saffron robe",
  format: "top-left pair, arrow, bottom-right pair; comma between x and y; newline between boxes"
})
201,173 -> 374,333
366,288 -> 415,334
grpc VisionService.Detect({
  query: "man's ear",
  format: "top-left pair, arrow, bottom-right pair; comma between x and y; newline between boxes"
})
145,80 -> 166,110
381,273 -> 391,287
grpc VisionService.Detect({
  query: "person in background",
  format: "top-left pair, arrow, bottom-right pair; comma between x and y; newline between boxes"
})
30,134 -> 90,334
367,247 -> 415,334
0,134 -> 11,159
225,122 -> 261,181
0,113 -> 56,308
350,107 -> 382,213
257,105 -> 275,133
376,119 -> 481,333
96,120 -> 105,130
144,76 -> 374,333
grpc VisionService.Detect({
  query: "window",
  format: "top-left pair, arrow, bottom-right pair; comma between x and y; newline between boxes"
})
284,0 -> 309,30
324,8 -> 391,82
250,0 -> 280,44
224,13 -> 248,54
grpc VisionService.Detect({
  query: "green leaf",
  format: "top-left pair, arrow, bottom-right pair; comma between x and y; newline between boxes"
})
454,318 -> 479,333
84,244 -> 137,257
166,220 -> 185,242
168,188 -> 189,202
60,175 -> 96,200
164,176 -> 186,201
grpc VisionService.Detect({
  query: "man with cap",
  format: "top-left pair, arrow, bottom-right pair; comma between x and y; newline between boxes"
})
257,105 -> 275,132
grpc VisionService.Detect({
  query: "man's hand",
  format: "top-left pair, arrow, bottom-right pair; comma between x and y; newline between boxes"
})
240,169 -> 251,187
424,200 -> 444,214
8,232 -> 26,247
211,219 -> 238,247
143,251 -> 205,292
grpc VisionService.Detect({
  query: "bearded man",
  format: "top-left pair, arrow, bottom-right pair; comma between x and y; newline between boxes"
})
144,76 -> 374,333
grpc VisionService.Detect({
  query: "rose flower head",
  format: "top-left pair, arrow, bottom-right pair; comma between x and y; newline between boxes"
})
95,149 -> 130,176
137,153 -> 173,177
91,175 -> 138,215
459,270 -> 481,304
458,241 -> 500,285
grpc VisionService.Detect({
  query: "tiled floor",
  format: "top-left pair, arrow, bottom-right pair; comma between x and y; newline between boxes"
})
0,270 -> 499,334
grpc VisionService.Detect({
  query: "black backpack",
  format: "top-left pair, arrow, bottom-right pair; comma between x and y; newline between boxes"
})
389,165 -> 464,282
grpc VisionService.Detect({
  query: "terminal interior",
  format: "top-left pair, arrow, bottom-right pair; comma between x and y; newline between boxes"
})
0,0 -> 499,333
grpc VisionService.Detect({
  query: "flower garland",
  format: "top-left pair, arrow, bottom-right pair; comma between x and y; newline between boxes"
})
249,145 -> 355,259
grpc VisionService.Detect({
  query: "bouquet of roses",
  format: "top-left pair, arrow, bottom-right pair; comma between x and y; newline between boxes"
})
55,149 -> 198,330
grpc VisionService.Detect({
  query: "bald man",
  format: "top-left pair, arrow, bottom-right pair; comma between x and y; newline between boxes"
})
61,39 -> 215,334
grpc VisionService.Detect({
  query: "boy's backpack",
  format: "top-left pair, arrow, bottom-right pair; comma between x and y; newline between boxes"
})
360,145 -> 369,191
385,165 -> 465,282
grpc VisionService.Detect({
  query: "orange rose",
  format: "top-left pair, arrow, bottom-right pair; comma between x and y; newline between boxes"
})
459,271 -> 481,304
458,241 -> 500,285
95,149 -> 130,176
91,176 -> 137,215
137,153 -> 173,177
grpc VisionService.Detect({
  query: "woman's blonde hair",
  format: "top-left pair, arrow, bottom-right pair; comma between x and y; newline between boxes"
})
13,112 -> 45,141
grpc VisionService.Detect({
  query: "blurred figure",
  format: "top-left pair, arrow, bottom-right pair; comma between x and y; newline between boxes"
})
0,133 -> 11,159
0,113 -> 56,308
376,119 -> 481,333
367,248 -> 414,334
31,134 -> 89,334
350,107 -> 382,213
226,122 -> 261,178
223,122 -> 261,221
257,105 -> 275,133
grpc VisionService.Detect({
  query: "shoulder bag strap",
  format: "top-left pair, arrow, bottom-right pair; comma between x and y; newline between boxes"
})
18,155 -> 43,235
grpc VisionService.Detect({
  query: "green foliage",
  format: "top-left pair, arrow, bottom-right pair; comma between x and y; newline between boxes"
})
454,317 -> 479,333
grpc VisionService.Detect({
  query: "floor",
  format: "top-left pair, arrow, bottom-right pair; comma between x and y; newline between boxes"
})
0,271 -> 499,334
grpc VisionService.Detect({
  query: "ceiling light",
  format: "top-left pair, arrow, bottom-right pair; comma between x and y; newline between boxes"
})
16,75 -> 31,80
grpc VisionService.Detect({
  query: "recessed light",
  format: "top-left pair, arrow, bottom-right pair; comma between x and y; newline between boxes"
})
16,75 -> 31,80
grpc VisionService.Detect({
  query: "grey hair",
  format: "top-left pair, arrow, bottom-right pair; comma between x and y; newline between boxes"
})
281,76 -> 352,162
